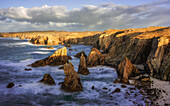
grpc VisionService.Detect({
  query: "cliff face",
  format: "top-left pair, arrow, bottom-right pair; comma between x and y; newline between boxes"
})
2,31 -> 101,45
96,27 -> 170,81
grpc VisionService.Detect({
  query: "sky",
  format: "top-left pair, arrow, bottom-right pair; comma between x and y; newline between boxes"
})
0,0 -> 170,32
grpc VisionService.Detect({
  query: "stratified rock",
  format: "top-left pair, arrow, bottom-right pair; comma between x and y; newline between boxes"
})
78,53 -> 90,75
61,62 -> 83,92
146,37 -> 170,81
46,47 -> 54,49
7,82 -> 14,88
74,51 -> 87,59
30,47 -> 69,67
118,57 -> 140,83
39,73 -> 55,85
87,48 -> 105,67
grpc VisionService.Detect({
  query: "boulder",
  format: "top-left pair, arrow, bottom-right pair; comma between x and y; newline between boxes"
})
118,57 -> 140,83
30,47 -> 70,67
87,48 -> 105,67
78,53 -> 90,75
39,73 -> 55,85
61,62 -> 83,92
74,51 -> 87,59
7,82 -> 14,88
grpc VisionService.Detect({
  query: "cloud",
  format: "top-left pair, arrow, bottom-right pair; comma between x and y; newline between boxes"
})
0,1 -> 169,32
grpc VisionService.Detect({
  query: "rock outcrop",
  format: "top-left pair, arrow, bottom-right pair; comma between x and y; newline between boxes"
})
78,53 -> 90,75
39,73 -> 55,85
31,47 -> 69,67
87,48 -> 105,67
74,51 -> 87,59
61,62 -> 83,92
118,57 -> 140,83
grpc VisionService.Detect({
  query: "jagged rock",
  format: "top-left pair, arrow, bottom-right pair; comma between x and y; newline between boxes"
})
30,47 -> 69,67
39,73 -> 55,85
87,48 -> 105,67
46,47 -> 54,49
7,82 -> 14,88
78,53 -> 90,75
61,62 -> 83,92
74,51 -> 87,59
118,57 -> 140,83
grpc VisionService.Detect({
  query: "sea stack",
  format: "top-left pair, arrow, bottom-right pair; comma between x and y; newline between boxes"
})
118,57 -> 140,83
61,62 -> 83,92
78,53 -> 90,75
30,47 -> 69,67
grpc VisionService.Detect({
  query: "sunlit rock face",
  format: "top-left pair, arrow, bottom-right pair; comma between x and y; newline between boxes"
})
78,53 -> 90,75
118,57 -> 140,83
96,27 -> 170,81
87,48 -> 105,67
30,47 -> 69,67
146,37 -> 170,81
61,62 -> 83,92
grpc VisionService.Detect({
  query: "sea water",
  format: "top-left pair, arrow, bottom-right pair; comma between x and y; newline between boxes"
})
0,37 -> 147,105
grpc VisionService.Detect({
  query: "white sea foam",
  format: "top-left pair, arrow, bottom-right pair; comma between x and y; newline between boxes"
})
28,51 -> 50,54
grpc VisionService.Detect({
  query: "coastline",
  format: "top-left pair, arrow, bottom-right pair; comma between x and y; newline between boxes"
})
0,26 -> 170,105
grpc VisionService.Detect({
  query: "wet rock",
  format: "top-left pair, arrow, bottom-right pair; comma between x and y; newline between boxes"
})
46,47 -> 54,49
30,47 -> 69,67
103,87 -> 108,90
7,82 -> 14,88
18,85 -> 22,87
74,51 -> 87,59
87,47 -> 105,67
24,68 -> 32,71
39,73 -> 56,85
61,62 -> 83,92
59,66 -> 64,69
112,88 -> 121,93
121,84 -> 127,88
91,86 -> 95,90
118,57 -> 140,83
69,49 -> 73,51
78,53 -> 90,75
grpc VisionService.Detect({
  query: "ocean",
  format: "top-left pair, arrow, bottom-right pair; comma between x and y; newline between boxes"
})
0,37 -> 146,105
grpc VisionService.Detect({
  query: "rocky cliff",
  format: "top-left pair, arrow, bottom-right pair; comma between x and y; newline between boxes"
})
96,26 -> 170,81
1,26 -> 169,81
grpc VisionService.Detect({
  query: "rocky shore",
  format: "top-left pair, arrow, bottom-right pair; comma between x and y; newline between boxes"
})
1,26 -> 170,105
